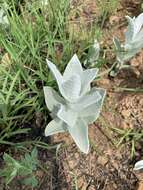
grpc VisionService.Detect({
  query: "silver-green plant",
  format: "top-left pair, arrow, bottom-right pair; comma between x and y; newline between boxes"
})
41,0 -> 48,5
134,160 -> 143,170
44,54 -> 106,153
0,8 -> 9,26
84,40 -> 100,68
111,13 -> 143,76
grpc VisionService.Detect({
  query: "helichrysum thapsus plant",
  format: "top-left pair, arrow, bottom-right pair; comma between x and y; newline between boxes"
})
84,40 -> 100,68
44,54 -> 106,153
134,160 -> 143,171
112,13 -> 143,75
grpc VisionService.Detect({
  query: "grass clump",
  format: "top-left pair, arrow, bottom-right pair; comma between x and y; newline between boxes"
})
0,0 -> 100,144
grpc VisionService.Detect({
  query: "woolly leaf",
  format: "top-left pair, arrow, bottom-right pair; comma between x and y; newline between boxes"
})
46,59 -> 63,88
84,40 -> 100,67
80,68 -> 99,94
134,160 -> 143,170
61,74 -> 81,102
57,105 -> 78,127
45,118 -> 67,136
0,8 -> 9,26
43,86 -> 65,112
75,88 -> 101,111
68,119 -> 89,154
63,54 -> 82,80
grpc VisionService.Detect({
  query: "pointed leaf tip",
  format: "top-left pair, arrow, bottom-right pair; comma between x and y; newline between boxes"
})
68,119 -> 89,154
46,59 -> 63,88
45,118 -> 66,136
63,54 -> 83,79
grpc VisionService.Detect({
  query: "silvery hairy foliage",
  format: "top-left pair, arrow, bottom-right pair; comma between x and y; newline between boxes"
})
0,7 -> 9,26
41,0 -> 48,5
134,160 -> 143,170
112,13 -> 143,75
44,54 -> 106,153
84,40 -> 100,68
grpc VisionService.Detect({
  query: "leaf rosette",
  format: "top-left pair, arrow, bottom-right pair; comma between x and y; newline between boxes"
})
114,13 -> 143,64
44,54 -> 106,153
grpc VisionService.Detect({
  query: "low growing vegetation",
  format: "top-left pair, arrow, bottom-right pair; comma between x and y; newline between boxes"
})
0,0 -> 143,189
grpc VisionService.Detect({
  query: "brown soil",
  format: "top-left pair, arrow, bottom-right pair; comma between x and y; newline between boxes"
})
55,126 -> 137,190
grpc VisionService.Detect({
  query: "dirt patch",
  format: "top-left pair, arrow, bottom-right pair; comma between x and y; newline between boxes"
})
54,79 -> 143,190
68,0 -> 98,41
55,125 -> 137,190
118,94 -> 143,129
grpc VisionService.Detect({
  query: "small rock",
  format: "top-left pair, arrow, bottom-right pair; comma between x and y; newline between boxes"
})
97,78 -> 111,88
36,170 -> 44,178
68,159 -> 77,169
121,121 -> 130,129
109,15 -> 120,24
121,110 -> 131,118
97,156 -> 108,166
